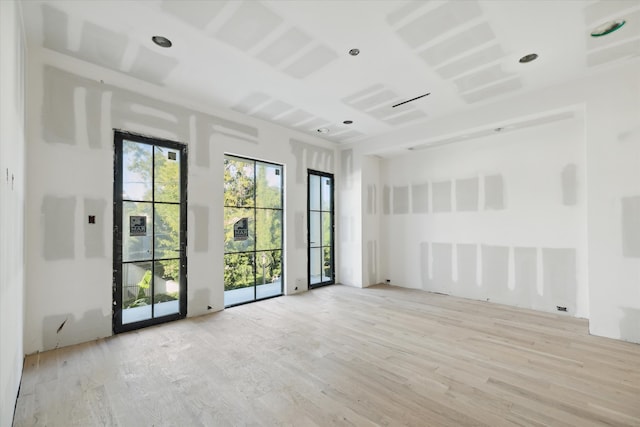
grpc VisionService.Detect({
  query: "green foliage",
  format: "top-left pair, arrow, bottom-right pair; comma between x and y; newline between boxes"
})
136,270 -> 152,299
124,292 -> 178,308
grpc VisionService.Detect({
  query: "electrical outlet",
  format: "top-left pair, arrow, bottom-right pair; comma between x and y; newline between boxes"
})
556,306 -> 567,312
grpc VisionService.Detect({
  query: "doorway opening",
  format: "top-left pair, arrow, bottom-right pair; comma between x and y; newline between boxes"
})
308,170 -> 334,288
113,131 -> 187,333
224,155 -> 284,307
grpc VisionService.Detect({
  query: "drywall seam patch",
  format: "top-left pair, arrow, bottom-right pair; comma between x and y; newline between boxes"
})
42,195 -> 76,260
84,198 -> 106,258
190,205 -> 209,252
621,196 -> 640,257
432,181 -> 452,212
561,164 -> 578,206
393,186 -> 409,214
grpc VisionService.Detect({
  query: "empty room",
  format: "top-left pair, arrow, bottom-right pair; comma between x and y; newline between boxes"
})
2,0 -> 640,425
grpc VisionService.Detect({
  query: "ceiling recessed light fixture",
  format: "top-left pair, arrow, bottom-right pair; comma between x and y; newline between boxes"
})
317,128 -> 330,134
348,48 -> 360,56
519,53 -> 538,63
343,120 -> 353,125
152,36 -> 172,48
591,19 -> 626,37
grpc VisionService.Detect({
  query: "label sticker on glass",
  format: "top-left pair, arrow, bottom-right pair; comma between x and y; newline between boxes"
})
234,218 -> 249,241
168,152 -> 177,161
130,215 -> 147,236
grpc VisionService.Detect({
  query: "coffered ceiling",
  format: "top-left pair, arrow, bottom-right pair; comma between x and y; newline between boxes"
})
21,0 -> 640,145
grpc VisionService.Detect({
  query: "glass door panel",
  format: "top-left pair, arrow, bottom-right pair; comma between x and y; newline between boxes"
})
121,261 -> 153,324
114,132 -> 187,333
224,155 -> 284,307
309,211 -> 321,247
122,202 -> 153,262
308,170 -> 334,288
153,259 -> 180,317
310,247 -> 322,285
224,207 -> 255,253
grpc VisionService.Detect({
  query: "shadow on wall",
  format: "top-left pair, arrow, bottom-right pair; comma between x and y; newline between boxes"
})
43,309 -> 110,351
619,307 -> 640,343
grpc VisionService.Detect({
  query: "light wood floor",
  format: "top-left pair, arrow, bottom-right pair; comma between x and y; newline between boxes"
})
14,284 -> 640,426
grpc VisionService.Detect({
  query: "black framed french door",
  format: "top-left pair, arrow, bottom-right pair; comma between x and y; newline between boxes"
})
223,155 -> 284,307
308,170 -> 335,288
113,131 -> 187,334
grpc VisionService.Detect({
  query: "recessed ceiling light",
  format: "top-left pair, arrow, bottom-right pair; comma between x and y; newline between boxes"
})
152,36 -> 172,48
591,19 -> 626,37
317,128 -> 330,134
348,48 -> 360,56
343,120 -> 353,125
519,53 -> 538,63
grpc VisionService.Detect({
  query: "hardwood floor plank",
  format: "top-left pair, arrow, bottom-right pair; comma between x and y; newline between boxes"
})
14,285 -> 640,426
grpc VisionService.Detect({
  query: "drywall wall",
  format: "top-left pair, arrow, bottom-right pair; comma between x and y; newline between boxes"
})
361,155 -> 382,286
0,0 -> 26,424
379,117 -> 588,317
24,46 -> 337,353
336,148 -> 362,286
347,61 -> 640,343
585,64 -> 640,343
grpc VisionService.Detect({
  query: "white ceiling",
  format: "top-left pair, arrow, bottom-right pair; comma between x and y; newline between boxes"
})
20,0 -> 640,145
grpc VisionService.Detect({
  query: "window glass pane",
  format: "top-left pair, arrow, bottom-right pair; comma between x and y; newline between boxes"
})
256,209 -> 282,251
154,204 -> 180,259
122,141 -> 152,201
123,202 -> 153,262
310,247 -> 322,285
322,212 -> 332,248
224,253 -> 255,306
224,156 -> 255,207
256,163 -> 282,209
321,176 -> 332,211
323,247 -> 333,283
309,211 -> 321,248
224,207 -> 255,253
256,250 -> 282,299
122,261 -> 153,324
154,146 -> 180,203
153,260 -> 180,317
309,174 -> 320,210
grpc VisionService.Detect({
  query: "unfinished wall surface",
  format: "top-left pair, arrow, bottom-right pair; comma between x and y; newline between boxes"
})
361,155 -> 382,287
346,61 -> 640,343
336,148 -> 362,287
0,0 -> 26,424
25,47 -> 336,354
585,64 -> 640,343
380,118 -> 588,317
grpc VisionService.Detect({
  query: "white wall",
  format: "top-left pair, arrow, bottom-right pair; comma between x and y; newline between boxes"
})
336,147 -> 362,287
585,66 -> 640,343
347,61 -> 640,343
24,47 -> 337,354
0,0 -> 26,424
361,155 -> 382,287
379,117 -> 588,317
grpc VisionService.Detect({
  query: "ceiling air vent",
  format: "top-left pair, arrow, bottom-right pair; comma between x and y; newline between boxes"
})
392,92 -> 430,108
